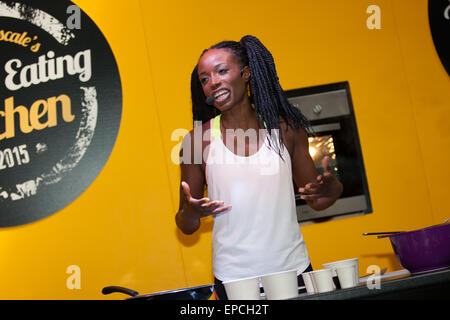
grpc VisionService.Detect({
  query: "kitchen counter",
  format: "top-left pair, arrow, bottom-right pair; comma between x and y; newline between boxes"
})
292,268 -> 450,300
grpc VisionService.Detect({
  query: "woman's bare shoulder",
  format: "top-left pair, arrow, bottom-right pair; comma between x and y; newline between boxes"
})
184,119 -> 212,142
279,118 -> 308,138
278,118 -> 309,156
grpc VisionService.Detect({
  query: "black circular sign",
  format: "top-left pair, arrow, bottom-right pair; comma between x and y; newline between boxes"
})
428,0 -> 450,76
0,0 -> 122,227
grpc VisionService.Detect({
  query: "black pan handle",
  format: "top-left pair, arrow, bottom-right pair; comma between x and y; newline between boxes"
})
102,286 -> 139,297
362,232 -> 404,236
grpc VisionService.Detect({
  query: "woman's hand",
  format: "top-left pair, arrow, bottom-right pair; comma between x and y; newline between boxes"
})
176,181 -> 231,234
181,181 -> 232,218
298,156 -> 343,211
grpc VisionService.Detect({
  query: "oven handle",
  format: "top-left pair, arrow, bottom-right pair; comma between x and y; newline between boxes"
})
311,122 -> 341,133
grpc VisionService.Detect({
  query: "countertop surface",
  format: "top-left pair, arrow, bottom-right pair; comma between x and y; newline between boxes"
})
292,268 -> 450,300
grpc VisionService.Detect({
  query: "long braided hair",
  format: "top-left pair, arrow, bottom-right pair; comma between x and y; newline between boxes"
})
190,35 -> 312,157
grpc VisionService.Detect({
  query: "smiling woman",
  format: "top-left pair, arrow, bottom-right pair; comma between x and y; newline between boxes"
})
175,35 -> 343,300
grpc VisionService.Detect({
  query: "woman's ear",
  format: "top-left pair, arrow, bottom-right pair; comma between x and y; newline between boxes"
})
242,65 -> 250,82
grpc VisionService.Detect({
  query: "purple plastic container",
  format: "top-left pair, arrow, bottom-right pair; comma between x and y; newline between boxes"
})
386,223 -> 450,274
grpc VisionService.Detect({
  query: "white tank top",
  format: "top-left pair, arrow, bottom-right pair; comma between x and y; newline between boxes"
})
206,114 -> 310,282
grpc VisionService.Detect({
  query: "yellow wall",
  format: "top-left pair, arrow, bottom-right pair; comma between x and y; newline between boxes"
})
0,0 -> 448,299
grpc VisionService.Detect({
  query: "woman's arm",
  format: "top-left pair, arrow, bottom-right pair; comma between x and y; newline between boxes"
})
288,126 -> 343,211
175,131 -> 231,234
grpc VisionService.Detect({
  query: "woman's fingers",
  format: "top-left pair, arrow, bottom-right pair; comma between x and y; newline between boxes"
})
321,156 -> 330,173
200,201 -> 224,213
200,200 -> 224,208
200,202 -> 231,217
196,197 -> 210,205
181,181 -> 230,216
212,205 -> 232,215
181,181 -> 192,200
299,181 -> 326,200
182,181 -> 211,205
204,205 -> 232,216
299,182 -> 322,194
300,193 -> 322,200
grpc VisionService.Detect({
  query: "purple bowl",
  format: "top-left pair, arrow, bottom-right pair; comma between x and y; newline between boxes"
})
387,223 -> 450,274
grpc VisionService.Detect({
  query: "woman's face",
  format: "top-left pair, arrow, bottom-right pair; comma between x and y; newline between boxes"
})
197,48 -> 249,112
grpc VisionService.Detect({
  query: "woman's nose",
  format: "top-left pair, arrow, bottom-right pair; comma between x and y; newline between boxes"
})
210,74 -> 221,89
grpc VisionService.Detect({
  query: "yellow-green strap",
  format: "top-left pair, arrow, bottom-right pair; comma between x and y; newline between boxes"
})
212,114 -> 267,140
212,114 -> 221,139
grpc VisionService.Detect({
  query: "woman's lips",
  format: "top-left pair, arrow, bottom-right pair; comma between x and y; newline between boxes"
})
213,89 -> 230,103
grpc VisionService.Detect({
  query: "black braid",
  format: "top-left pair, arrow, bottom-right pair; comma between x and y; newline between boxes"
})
190,35 -> 312,157
240,36 -> 312,133
191,64 -> 217,125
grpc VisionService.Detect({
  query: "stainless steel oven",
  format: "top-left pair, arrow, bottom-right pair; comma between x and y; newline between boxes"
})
285,81 -> 372,223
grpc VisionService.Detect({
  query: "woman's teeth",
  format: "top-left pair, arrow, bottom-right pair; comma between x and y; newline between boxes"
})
214,89 -> 230,101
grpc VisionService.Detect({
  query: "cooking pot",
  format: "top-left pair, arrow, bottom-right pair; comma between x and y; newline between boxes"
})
102,284 -> 215,300
376,220 -> 450,274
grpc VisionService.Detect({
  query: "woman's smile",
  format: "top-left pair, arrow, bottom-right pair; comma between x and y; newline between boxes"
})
213,88 -> 230,103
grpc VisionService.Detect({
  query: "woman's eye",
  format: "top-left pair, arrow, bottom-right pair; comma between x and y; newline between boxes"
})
200,77 -> 208,84
218,68 -> 228,74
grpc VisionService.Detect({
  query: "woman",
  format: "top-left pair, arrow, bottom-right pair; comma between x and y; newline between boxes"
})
175,35 -> 343,299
